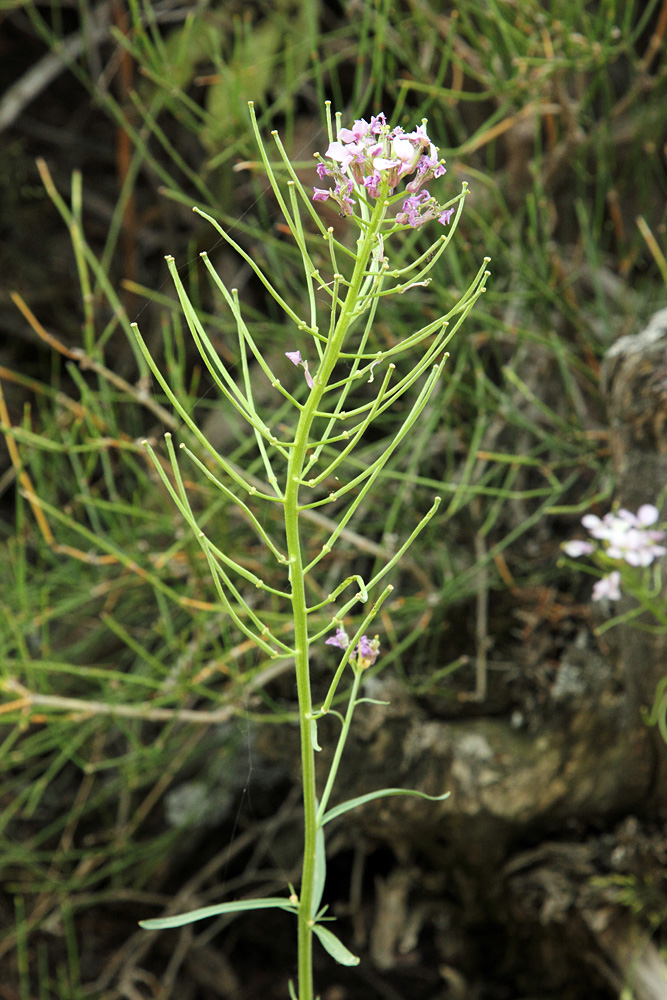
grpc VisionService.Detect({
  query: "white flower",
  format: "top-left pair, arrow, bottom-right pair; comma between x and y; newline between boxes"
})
391,136 -> 416,163
578,507 -> 666,568
634,504 -> 659,526
592,571 -> 622,602
563,540 -> 595,557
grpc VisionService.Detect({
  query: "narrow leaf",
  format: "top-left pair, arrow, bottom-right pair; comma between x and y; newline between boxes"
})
322,788 -> 450,826
139,897 -> 297,930
313,924 -> 360,966
311,823 -> 326,919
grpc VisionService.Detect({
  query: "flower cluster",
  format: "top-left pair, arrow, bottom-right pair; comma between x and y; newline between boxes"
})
313,113 -> 453,229
563,504 -> 666,601
326,627 -> 381,669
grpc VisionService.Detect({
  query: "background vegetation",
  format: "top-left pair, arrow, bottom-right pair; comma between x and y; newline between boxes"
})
1,0 -> 666,997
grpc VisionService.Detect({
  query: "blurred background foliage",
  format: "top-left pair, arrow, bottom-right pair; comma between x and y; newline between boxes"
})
1,0 -> 666,996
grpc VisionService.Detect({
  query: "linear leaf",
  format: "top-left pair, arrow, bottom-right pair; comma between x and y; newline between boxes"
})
312,924 -> 360,966
322,788 -> 450,826
311,823 -> 326,920
139,897 -> 297,930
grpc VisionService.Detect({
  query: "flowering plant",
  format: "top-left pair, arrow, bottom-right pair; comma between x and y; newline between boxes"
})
326,626 -> 381,668
313,112 -> 455,229
131,104 -> 488,999
563,502 -> 667,744
563,504 -> 666,605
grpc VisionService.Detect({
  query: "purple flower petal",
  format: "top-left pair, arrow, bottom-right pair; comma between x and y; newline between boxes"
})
355,634 -> 381,666
326,627 -> 350,650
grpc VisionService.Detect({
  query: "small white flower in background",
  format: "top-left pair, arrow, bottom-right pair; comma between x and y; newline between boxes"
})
562,539 -> 595,558
580,505 -> 667,567
563,504 -> 666,601
592,571 -> 622,603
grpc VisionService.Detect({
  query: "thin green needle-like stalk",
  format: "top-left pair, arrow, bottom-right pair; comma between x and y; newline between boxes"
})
165,257 -> 285,454
131,322 -> 281,503
305,574 -> 368,614
198,252 -> 307,413
143,437 -> 290,655
233,298 -> 282,494
194,207 -> 317,336
316,667 -> 363,824
303,276 -> 384,476
178,444 -> 287,564
286,181 -> 320,324
301,364 -> 395,487
299,360 -> 446,511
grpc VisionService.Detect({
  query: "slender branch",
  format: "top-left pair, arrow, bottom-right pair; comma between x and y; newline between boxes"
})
316,668 -> 363,823
131,321 -> 281,503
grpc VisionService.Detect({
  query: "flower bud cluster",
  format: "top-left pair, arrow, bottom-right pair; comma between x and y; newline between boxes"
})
326,626 -> 381,669
313,113 -> 453,229
563,504 -> 666,601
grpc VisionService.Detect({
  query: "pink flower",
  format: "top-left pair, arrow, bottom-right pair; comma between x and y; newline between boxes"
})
325,629 -> 381,667
408,123 -> 436,155
334,179 -> 355,215
362,171 -> 383,198
312,112 -> 450,229
325,140 -> 359,169
355,634 -> 381,667
606,529 -> 666,566
369,113 -> 387,134
326,141 -> 367,182
338,119 -> 370,142
405,153 -> 446,194
581,513 -> 607,538
285,350 -> 314,389
396,191 -> 430,227
371,155 -> 398,172
326,627 -> 350,650
391,136 -> 416,165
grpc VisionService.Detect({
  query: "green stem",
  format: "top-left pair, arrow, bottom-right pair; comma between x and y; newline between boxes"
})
285,194 -> 388,1000
316,667 -> 363,825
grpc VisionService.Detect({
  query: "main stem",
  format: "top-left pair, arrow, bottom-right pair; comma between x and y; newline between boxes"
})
284,197 -> 387,1000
